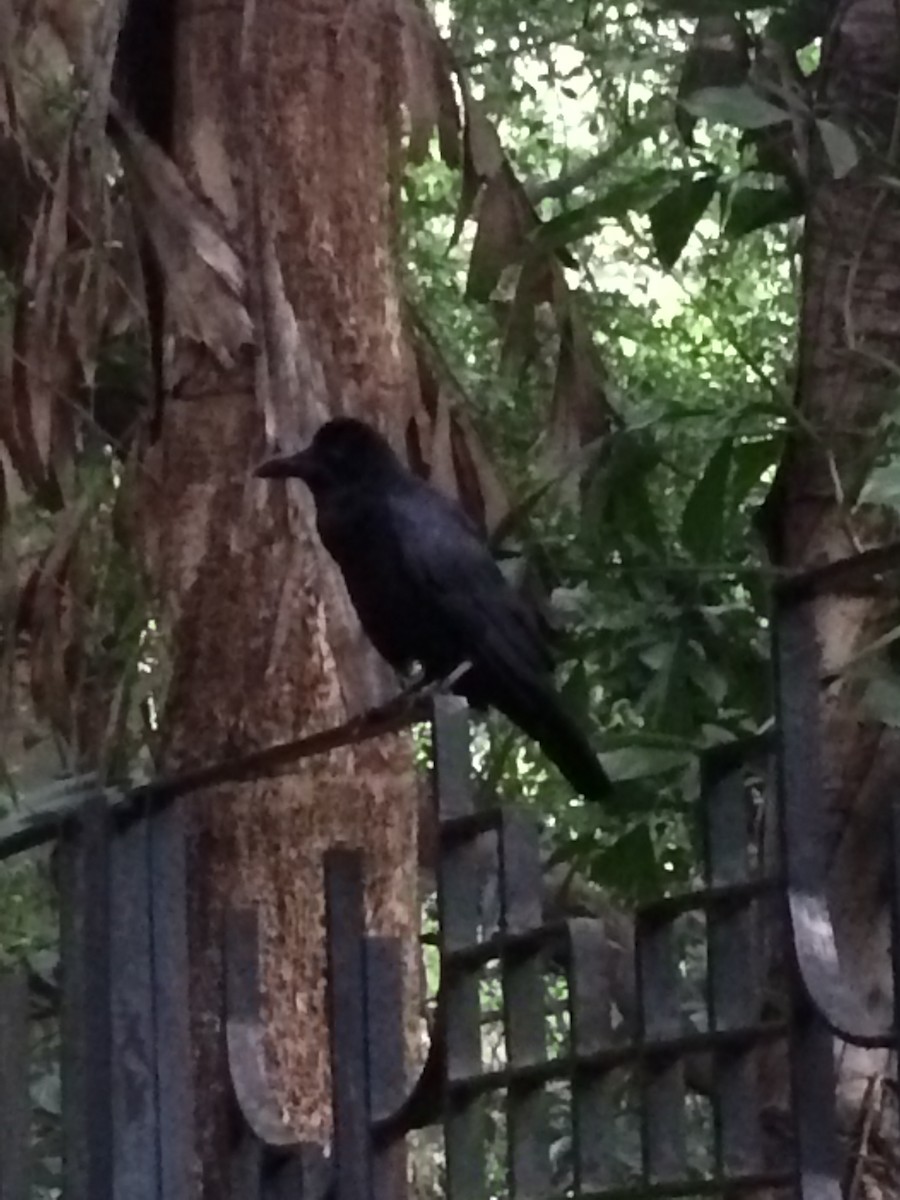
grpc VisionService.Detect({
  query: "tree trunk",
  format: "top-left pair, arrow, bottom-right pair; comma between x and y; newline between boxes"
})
133,0 -> 422,1190
762,0 -> 900,1186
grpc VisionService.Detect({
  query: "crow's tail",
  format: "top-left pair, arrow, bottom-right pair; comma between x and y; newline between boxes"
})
495,681 -> 612,802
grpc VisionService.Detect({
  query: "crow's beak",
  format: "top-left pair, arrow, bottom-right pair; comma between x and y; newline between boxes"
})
254,448 -> 313,480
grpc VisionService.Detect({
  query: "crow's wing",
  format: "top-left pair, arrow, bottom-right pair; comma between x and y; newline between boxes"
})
385,482 -> 553,680
386,480 -> 611,799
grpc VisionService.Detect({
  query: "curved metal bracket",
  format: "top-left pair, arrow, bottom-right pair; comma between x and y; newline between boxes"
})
225,904 -> 336,1190
774,597 -> 894,1047
369,996 -> 445,1140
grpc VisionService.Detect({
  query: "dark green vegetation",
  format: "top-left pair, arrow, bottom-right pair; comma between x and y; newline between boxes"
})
404,0 -> 824,896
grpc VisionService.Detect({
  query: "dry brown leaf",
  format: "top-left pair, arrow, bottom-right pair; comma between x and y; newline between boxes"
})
6,139 -> 75,494
464,91 -> 504,181
450,152 -> 479,249
450,88 -> 505,247
0,312 -> 17,465
64,152 -> 117,387
31,589 -> 75,743
399,4 -> 440,165
396,0 -> 460,167
67,242 -> 105,388
24,499 -> 88,742
0,451 -> 7,536
448,408 -> 509,534
434,40 -> 461,168
104,198 -> 150,336
466,167 -> 534,302
77,0 -> 129,146
0,0 -> 17,129
405,301 -> 510,533
545,311 -> 613,487
499,256 -> 560,367
426,388 -> 458,502
412,341 -> 440,417
113,105 -> 253,366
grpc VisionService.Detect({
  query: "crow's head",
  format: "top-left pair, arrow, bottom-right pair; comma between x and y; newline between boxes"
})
255,418 -> 398,493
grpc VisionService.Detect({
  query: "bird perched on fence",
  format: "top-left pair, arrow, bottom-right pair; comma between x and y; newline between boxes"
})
255,417 -> 611,801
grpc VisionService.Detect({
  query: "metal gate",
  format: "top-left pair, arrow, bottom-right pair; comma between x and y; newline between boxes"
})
0,553 -> 897,1199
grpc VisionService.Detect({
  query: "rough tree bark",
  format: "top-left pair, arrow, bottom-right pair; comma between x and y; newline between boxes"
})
762,0 -> 900,1188
132,0 -> 425,1190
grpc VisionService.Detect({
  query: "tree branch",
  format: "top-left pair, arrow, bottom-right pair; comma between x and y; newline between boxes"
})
132,690 -> 432,807
0,691 -> 435,859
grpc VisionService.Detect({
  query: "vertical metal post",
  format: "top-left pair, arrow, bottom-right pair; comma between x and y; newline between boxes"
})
433,700 -> 488,1200
59,793 -> 113,1200
365,937 -> 409,1200
637,914 -> 686,1185
499,812 -> 548,1200
568,921 -> 614,1196
149,802 -> 194,1200
0,973 -> 29,1200
703,756 -> 763,1177
109,815 -> 158,1200
325,849 -> 373,1200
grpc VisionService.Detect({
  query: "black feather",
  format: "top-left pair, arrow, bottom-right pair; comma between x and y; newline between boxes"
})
255,418 -> 611,800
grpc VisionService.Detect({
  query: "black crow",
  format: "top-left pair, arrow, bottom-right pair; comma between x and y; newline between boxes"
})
255,418 -> 611,800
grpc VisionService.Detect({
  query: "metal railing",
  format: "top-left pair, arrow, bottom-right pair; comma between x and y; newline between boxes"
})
0,550 -> 898,1199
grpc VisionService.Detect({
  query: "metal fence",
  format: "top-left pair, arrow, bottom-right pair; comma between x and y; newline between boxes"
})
0,553 -> 898,1200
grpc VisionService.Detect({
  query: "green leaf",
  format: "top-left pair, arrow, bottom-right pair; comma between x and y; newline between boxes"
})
728,434 -> 783,506
816,120 -> 858,180
599,745 -> 694,781
845,626 -> 900,676
675,15 -> 751,144
589,823 -> 660,893
859,461 -> 900,510
765,0 -> 830,50
640,634 -> 695,736
863,673 -> 900,728
682,84 -> 789,129
536,169 -> 679,251
680,437 -> 732,559
585,433 -> 666,554
597,731 -> 699,752
689,656 -> 729,707
724,185 -> 804,237
649,173 -> 719,268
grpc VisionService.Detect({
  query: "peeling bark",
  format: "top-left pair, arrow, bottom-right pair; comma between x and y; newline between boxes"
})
133,0 -> 422,1189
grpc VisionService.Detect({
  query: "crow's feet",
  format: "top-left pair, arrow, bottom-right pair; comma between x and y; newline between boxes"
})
393,660 -> 472,715
418,660 -> 472,699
